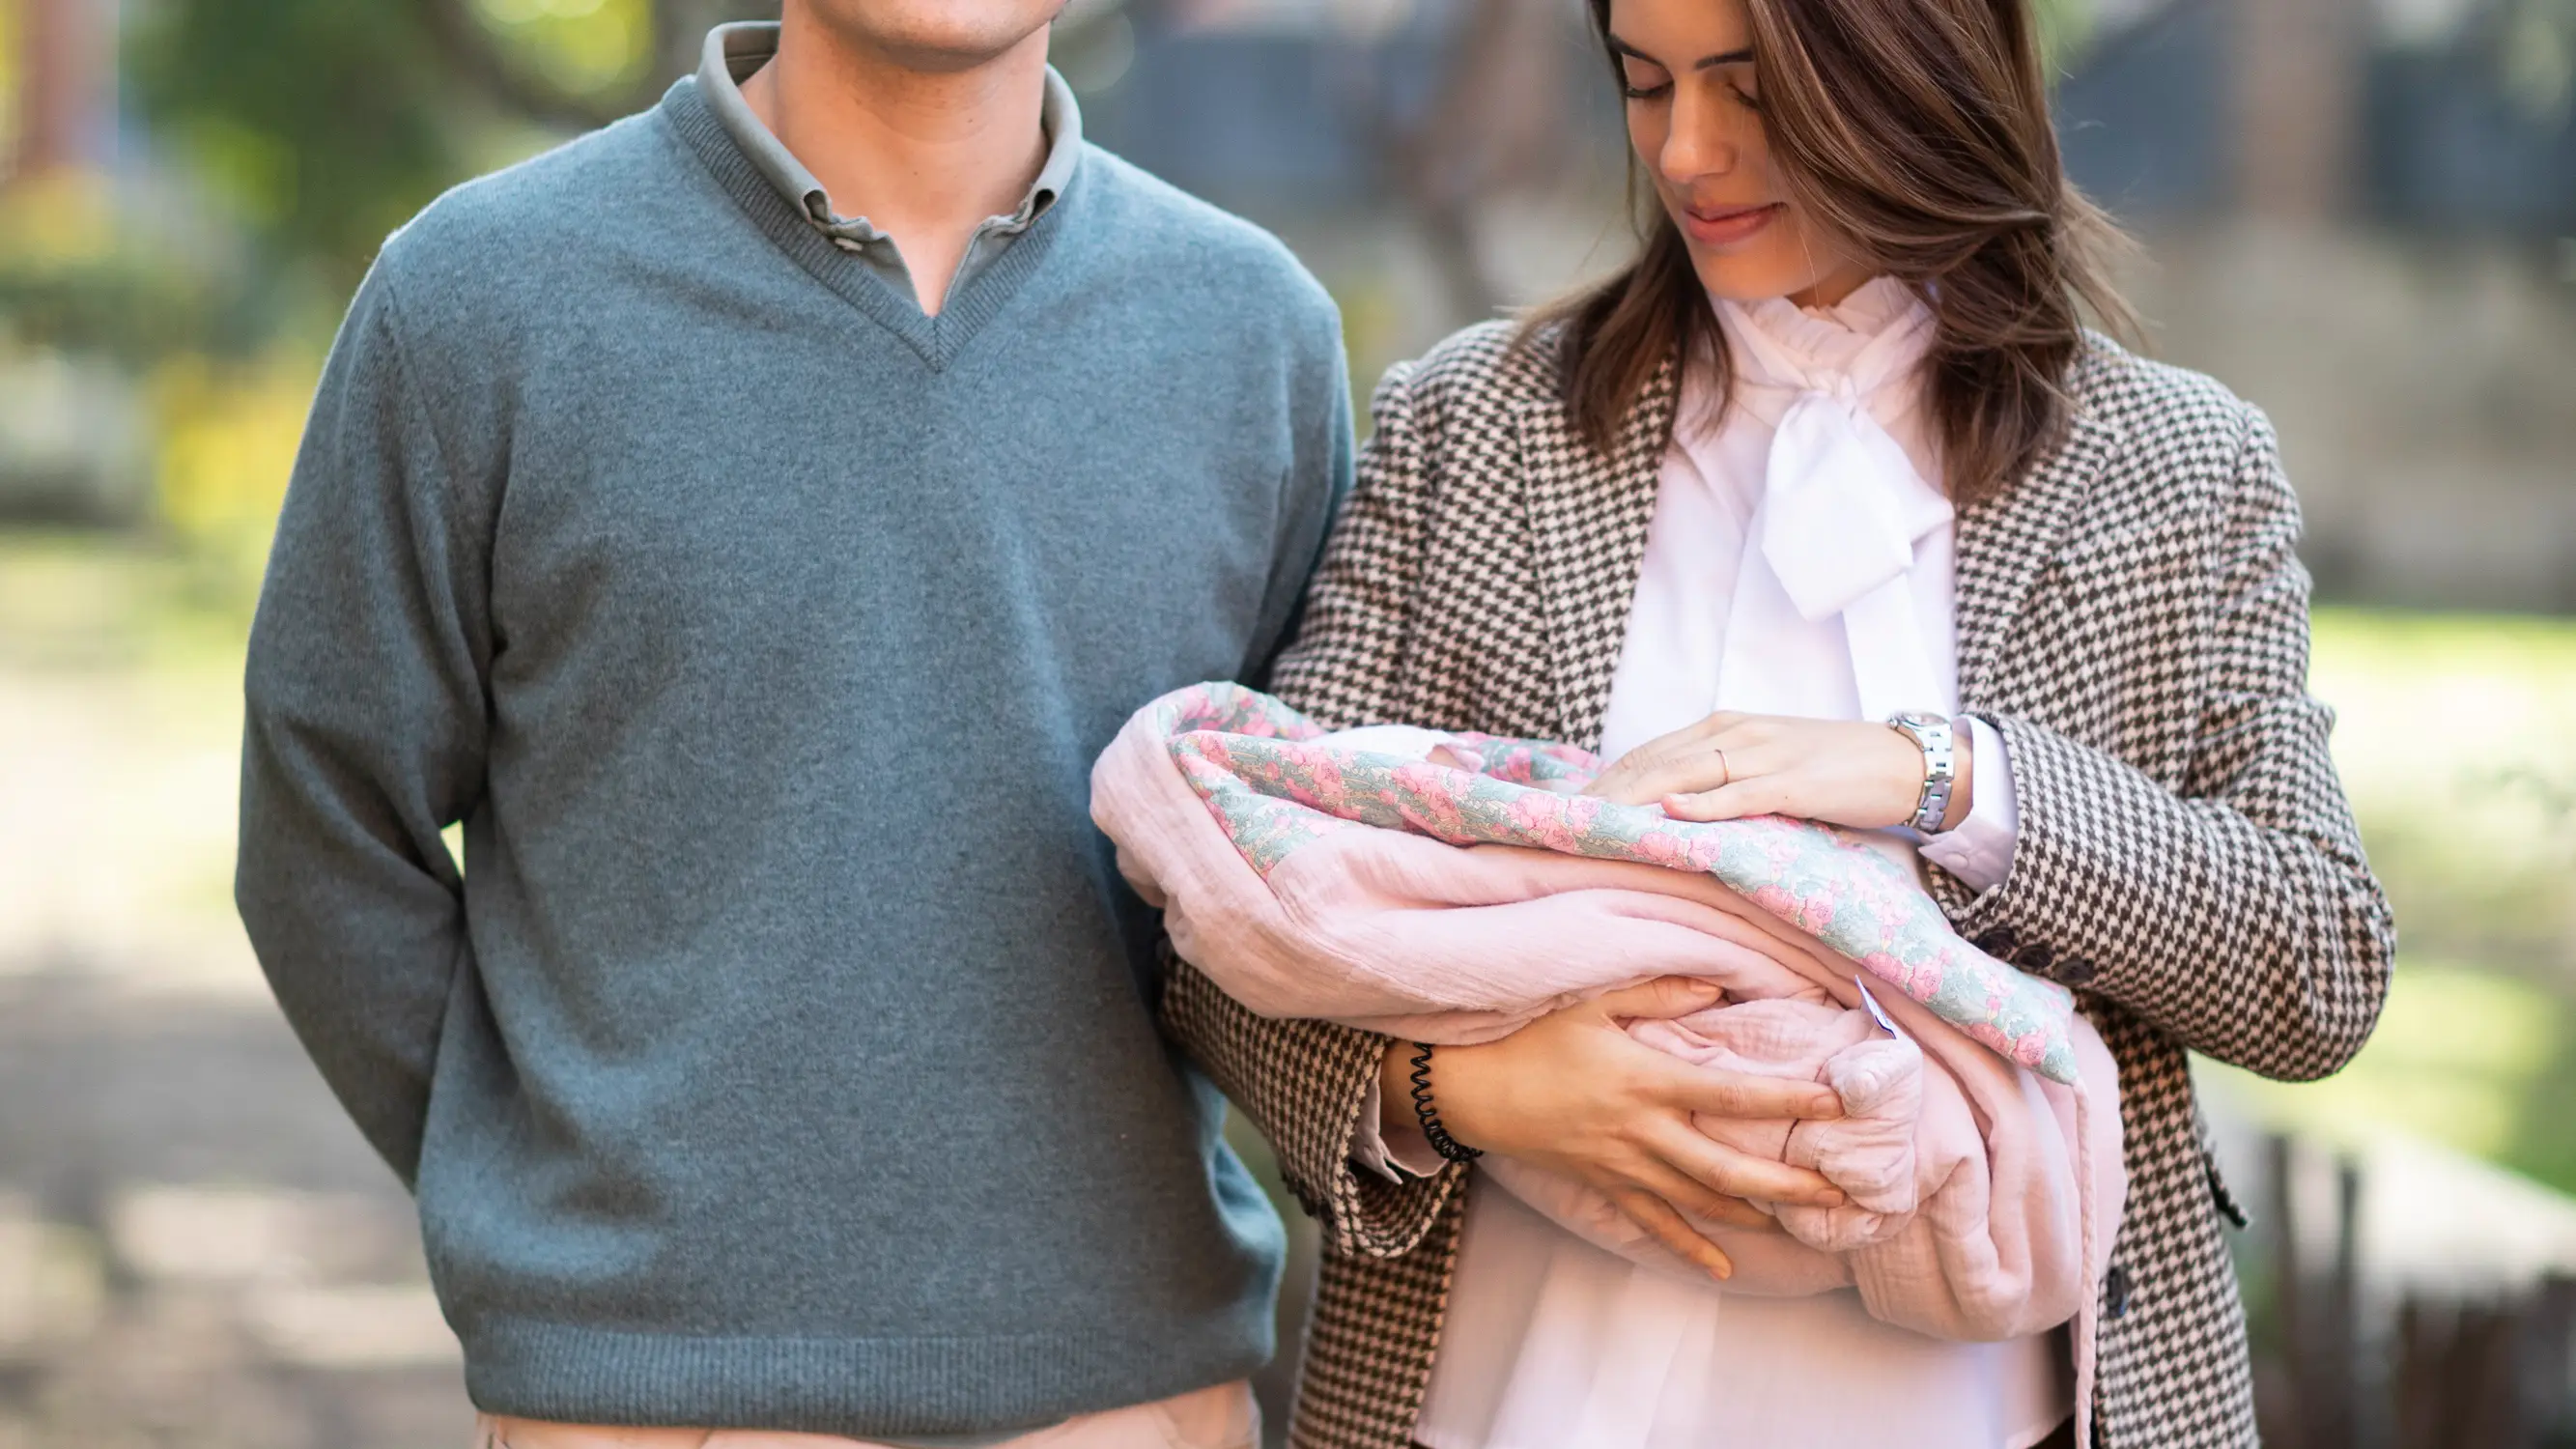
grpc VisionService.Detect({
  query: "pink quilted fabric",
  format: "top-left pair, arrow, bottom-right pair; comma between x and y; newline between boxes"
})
1093,683 -> 2124,1345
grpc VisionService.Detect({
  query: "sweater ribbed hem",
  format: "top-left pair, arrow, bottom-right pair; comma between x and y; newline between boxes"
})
460,1312 -> 1273,1437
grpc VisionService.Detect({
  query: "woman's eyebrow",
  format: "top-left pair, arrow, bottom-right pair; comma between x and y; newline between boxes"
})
1606,35 -> 1756,69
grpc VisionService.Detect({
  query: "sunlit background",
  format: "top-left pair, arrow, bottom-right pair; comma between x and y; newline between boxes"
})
1,0 -> 2572,1444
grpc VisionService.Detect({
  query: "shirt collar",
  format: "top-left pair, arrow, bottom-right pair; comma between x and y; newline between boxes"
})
1718,277 -> 1938,403
694,21 -> 1083,242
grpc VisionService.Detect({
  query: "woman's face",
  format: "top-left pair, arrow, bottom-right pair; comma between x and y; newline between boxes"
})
1609,0 -> 1871,308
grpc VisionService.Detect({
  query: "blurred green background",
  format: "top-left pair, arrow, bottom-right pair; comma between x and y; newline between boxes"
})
0,0 -> 2572,1444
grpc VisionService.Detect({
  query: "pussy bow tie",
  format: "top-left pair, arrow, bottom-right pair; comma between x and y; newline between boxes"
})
1756,380 -> 1954,721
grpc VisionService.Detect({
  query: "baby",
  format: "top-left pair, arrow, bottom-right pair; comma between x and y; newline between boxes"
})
1328,724 -> 1931,1273
1094,682 -> 2122,1341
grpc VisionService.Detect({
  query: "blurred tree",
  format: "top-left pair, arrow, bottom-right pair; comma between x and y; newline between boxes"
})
125,0 -> 777,290
127,0 -> 456,293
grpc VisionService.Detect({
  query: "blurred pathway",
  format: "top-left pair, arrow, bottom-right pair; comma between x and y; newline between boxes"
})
0,640 -> 469,1449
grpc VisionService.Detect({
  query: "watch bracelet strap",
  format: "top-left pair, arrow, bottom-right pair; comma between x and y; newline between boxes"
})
1893,713 -> 1957,834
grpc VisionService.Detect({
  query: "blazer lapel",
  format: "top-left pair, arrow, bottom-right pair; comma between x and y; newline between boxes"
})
1951,359 -> 2124,708
1515,353 -> 1680,750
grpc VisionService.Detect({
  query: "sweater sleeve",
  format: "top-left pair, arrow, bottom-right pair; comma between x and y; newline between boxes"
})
236,262 -> 495,1187
1941,407 -> 2395,1082
1158,360 -> 1466,1258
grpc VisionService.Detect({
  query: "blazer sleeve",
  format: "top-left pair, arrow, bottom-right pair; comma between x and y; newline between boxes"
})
1263,360 -> 1430,732
1945,406 -> 2395,1082
1157,360 -> 1469,1258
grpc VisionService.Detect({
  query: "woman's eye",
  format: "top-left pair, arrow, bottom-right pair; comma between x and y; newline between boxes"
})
1620,65 -> 1672,99
1717,63 -> 1762,111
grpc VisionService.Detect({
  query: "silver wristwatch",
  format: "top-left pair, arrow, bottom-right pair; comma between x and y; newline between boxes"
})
1887,712 -> 1957,834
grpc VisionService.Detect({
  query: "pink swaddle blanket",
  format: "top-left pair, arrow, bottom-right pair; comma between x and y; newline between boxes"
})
1093,684 -> 2126,1416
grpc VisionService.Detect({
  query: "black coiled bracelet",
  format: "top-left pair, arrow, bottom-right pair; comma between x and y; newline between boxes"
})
1408,1041 -> 1483,1163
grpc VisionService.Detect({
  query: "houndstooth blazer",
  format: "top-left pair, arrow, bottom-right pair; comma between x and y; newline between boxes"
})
1158,320 -> 2395,1449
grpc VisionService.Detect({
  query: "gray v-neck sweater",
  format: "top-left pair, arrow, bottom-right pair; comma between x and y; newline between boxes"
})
237,75 -> 1350,1435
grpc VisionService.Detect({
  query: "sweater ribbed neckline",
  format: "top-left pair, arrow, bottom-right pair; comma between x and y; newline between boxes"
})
655,76 -> 1075,373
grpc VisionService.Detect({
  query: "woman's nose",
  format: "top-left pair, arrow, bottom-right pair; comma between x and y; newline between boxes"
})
1658,92 -> 1740,187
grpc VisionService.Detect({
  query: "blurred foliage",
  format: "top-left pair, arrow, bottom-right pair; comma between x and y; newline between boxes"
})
2208,961 -> 2576,1196
151,355 -> 320,603
123,0 -> 665,293
2231,607 -> 2576,1198
6,0 -> 709,556
0,175 -> 243,366
476,0 -> 660,96
126,0 -> 467,295
2312,611 -> 2576,989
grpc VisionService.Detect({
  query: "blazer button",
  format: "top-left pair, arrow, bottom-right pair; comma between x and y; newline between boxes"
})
2105,1264 -> 2132,1320
2019,944 -> 2056,975
1974,927 -> 2020,958
2057,956 -> 2099,986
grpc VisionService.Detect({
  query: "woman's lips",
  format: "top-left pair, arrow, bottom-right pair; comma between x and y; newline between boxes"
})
1681,201 -> 1785,248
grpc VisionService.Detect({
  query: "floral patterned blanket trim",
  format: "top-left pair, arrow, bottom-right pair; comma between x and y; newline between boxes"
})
1149,682 -> 2080,1085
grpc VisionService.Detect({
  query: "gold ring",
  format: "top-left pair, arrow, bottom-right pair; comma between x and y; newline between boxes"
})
1713,746 -> 1730,787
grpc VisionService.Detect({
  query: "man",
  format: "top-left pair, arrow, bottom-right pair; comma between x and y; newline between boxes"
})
235,4 -> 1350,1444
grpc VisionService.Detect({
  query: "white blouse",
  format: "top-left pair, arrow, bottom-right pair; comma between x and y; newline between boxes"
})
1374,278 -> 2070,1449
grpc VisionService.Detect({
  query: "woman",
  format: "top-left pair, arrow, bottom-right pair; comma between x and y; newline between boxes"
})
1158,0 -> 2394,1444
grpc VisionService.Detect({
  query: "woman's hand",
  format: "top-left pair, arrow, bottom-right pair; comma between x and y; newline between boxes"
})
1584,711 -> 1971,830
1381,978 -> 1848,1281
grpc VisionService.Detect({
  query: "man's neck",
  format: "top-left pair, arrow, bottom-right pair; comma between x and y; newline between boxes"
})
741,14 -> 1051,317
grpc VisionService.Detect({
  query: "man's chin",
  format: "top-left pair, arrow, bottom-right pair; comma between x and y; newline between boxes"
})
805,0 -> 1065,74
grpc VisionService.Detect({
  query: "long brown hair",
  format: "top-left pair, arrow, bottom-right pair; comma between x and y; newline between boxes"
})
1528,0 -> 2136,503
